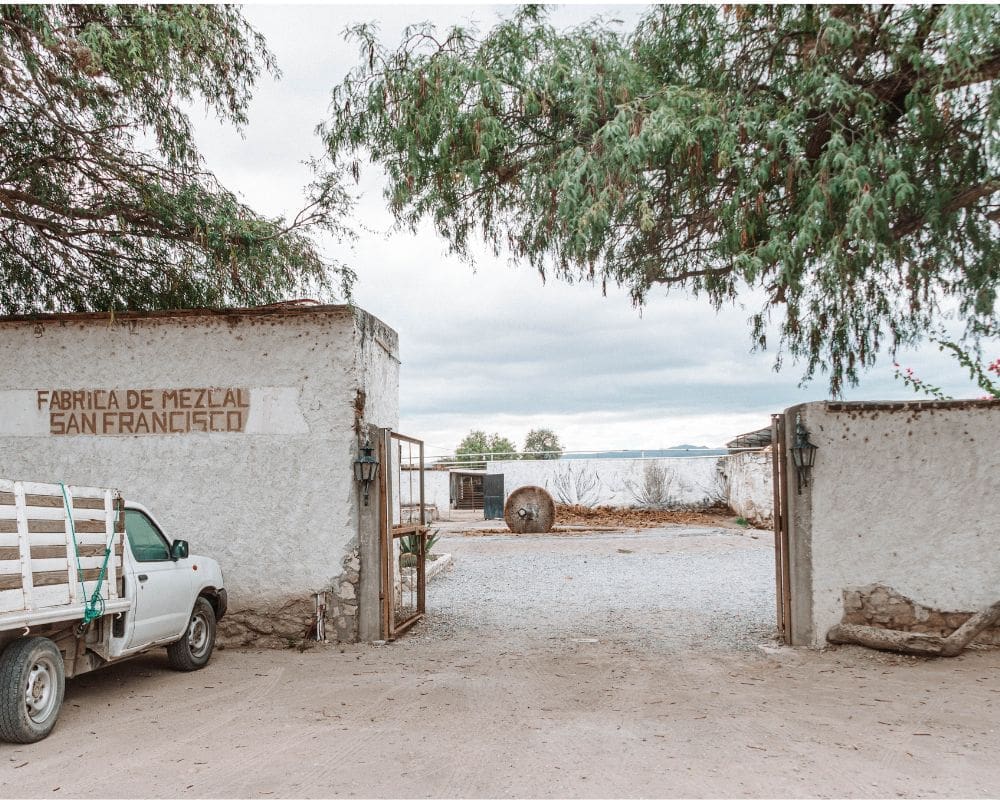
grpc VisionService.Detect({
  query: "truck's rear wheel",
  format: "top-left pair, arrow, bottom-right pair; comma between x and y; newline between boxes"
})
0,636 -> 66,743
167,596 -> 216,671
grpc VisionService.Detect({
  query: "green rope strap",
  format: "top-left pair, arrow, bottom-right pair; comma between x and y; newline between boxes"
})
59,482 -> 114,625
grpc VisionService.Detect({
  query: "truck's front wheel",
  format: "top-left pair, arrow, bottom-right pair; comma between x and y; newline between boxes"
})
0,636 -> 66,743
167,596 -> 217,671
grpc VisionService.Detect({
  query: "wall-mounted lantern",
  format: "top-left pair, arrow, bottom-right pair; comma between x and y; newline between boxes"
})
790,413 -> 818,495
353,436 -> 379,506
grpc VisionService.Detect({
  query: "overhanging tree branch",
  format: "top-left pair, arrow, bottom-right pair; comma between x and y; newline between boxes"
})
0,4 -> 352,314
892,179 -> 1000,240
322,3 -> 1000,394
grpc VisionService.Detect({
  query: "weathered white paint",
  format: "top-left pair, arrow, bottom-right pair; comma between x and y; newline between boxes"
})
244,387 -> 311,435
720,450 -> 773,525
486,457 -> 726,508
786,400 -> 1000,647
0,306 -> 399,641
0,391 -> 48,436
355,320 -> 400,436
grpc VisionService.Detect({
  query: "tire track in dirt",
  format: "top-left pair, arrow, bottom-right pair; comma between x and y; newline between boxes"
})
158,666 -> 286,751
501,645 -> 684,798
5,661 -> 287,798
381,664 -> 480,799
870,686 -> 945,784
394,644 -> 522,797
202,673 -> 429,797
713,656 -> 874,797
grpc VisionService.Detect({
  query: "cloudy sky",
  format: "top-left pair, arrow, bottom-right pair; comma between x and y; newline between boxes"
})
193,3 -> 983,458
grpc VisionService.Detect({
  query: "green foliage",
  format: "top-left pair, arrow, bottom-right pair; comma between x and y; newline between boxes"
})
399,531 -> 439,556
936,340 -> 1000,399
895,325 -> 1000,399
455,429 -> 518,465
523,428 -> 563,459
893,362 -> 951,400
399,530 -> 438,569
324,5 -> 1000,393
0,5 -> 351,313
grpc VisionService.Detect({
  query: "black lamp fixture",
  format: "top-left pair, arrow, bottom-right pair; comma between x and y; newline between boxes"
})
790,413 -> 818,495
353,435 -> 379,506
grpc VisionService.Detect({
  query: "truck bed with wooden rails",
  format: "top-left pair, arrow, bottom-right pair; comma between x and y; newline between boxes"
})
0,478 -> 226,744
0,479 -> 129,631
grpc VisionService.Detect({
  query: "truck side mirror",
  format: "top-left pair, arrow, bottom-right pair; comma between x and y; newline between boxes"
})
170,539 -> 189,561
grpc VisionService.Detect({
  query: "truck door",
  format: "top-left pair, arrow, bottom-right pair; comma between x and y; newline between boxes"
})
123,509 -> 193,646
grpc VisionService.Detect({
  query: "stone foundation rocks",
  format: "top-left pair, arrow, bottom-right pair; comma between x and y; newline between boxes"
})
217,548 -> 363,648
841,584 -> 1000,647
328,547 -> 360,643
217,596 -> 319,648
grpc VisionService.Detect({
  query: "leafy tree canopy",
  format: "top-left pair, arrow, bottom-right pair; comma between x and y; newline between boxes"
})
455,429 -> 518,465
523,427 -> 563,459
1,4 -> 350,314
324,4 -> 1000,393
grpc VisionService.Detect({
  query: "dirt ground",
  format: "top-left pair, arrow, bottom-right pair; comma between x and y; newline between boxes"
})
555,503 -> 746,529
438,504 -> 754,537
3,526 -> 1000,798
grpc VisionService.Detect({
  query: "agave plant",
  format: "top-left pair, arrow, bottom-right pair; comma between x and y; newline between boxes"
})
398,530 -> 439,568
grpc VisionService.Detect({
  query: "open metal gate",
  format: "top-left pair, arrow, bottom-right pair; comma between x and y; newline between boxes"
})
771,414 -> 792,643
377,430 -> 428,640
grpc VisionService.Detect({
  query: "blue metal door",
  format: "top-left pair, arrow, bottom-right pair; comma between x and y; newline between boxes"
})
483,474 -> 504,520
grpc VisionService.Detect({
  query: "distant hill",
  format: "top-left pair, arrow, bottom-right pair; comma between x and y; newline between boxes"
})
563,445 -> 727,460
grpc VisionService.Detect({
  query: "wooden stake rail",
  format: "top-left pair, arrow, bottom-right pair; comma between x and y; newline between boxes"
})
0,479 -> 128,630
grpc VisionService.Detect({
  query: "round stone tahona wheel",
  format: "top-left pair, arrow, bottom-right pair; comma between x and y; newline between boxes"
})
503,486 -> 555,533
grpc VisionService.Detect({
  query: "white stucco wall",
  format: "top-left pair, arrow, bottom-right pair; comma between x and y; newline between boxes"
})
787,399 -> 1000,647
0,306 -> 399,626
720,450 -> 773,525
354,312 -> 400,433
485,457 -> 726,508
397,469 -> 451,519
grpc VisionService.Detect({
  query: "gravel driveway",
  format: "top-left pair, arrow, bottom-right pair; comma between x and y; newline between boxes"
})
417,526 -> 777,652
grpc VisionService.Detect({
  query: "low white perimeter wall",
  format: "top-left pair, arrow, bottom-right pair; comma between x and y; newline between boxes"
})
787,399 -> 1000,647
396,468 -> 450,520
486,457 -> 726,508
719,450 -> 773,525
400,456 -> 775,520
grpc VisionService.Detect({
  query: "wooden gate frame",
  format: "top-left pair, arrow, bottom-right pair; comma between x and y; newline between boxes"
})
771,414 -> 792,643
377,429 -> 428,640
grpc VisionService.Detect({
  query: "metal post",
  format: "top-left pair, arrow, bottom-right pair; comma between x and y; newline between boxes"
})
417,439 -> 426,617
770,414 -> 785,639
378,428 -> 392,640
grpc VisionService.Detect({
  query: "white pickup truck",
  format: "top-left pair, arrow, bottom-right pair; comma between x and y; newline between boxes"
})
0,479 -> 227,743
